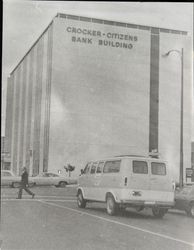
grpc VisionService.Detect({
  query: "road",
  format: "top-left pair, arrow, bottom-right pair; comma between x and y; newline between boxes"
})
1,186 -> 194,250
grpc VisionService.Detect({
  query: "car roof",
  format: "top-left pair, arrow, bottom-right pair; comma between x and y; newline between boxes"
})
41,172 -> 59,175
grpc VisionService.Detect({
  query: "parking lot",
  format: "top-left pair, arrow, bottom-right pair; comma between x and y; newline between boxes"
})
1,186 -> 194,250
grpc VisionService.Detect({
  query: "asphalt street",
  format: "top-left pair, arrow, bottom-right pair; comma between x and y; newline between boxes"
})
1,186 -> 194,250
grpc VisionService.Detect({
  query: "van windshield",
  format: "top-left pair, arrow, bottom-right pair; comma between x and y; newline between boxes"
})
151,162 -> 166,175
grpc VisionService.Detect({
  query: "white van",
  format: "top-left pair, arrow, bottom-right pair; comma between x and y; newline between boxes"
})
77,155 -> 175,218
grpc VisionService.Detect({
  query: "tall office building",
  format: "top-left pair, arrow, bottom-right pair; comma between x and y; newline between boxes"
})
5,13 -> 192,179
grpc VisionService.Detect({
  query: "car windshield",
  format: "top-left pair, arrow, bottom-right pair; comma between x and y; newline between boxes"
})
44,173 -> 50,177
48,173 -> 59,177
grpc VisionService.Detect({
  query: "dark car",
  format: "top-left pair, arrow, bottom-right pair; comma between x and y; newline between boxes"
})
174,184 -> 194,217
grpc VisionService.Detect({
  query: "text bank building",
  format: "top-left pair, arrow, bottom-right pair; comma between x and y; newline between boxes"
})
5,13 -> 192,180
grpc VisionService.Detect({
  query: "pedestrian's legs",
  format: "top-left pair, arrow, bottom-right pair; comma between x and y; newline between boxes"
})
24,186 -> 34,197
18,186 -> 23,199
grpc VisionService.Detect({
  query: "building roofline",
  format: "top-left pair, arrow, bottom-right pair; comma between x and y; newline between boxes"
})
56,12 -> 188,34
10,12 -> 189,75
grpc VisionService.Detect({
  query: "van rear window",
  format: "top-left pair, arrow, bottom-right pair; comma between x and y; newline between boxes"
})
103,160 -> 121,173
133,161 -> 148,174
151,162 -> 166,175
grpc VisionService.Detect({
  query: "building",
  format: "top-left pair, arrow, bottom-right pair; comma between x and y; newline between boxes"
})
5,13 -> 192,179
191,142 -> 194,181
1,136 -> 5,169
1,136 -> 11,170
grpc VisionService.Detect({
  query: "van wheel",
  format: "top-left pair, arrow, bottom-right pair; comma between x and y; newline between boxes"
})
152,207 -> 167,218
77,191 -> 86,208
185,202 -> 194,217
106,194 -> 118,216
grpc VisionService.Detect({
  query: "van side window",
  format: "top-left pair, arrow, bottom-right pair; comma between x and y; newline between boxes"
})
133,161 -> 148,174
90,162 -> 98,174
96,162 -> 104,173
103,160 -> 121,173
83,163 -> 91,174
151,162 -> 166,175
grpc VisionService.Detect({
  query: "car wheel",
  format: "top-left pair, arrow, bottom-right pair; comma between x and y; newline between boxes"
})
106,194 -> 118,216
77,190 -> 86,208
59,181 -> 67,187
186,202 -> 194,217
152,207 -> 167,218
11,182 -> 20,188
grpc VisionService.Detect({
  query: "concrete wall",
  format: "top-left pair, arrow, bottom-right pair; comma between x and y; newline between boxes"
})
9,23 -> 53,175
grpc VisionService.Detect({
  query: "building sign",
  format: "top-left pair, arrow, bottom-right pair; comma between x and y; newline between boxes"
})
66,26 -> 138,50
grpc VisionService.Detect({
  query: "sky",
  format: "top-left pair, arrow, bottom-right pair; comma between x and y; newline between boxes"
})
2,1 -> 194,138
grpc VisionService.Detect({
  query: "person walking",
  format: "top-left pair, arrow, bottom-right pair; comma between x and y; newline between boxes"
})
17,167 -> 35,199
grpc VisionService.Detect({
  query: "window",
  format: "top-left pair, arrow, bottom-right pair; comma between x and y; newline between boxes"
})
96,162 -> 104,173
133,161 -> 148,174
48,173 -> 59,177
103,160 -> 121,173
42,173 -> 50,177
90,162 -> 98,174
151,162 -> 166,175
83,163 -> 91,174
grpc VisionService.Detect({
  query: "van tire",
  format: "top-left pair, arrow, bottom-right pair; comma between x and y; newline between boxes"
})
152,207 -> 167,218
106,194 -> 118,216
77,190 -> 86,208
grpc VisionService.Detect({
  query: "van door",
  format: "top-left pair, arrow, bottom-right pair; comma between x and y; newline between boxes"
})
87,162 -> 98,199
129,160 -> 150,201
79,162 -> 92,199
93,161 -> 104,201
149,161 -> 173,202
99,160 -> 122,201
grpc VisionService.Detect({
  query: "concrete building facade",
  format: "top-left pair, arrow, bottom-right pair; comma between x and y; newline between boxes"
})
5,13 -> 192,180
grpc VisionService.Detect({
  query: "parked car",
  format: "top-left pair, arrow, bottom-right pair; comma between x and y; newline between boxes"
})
32,172 -> 77,187
1,170 -> 35,188
174,184 -> 194,217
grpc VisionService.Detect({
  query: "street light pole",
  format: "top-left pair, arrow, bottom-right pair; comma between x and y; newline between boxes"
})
163,48 -> 184,187
180,48 -> 184,188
